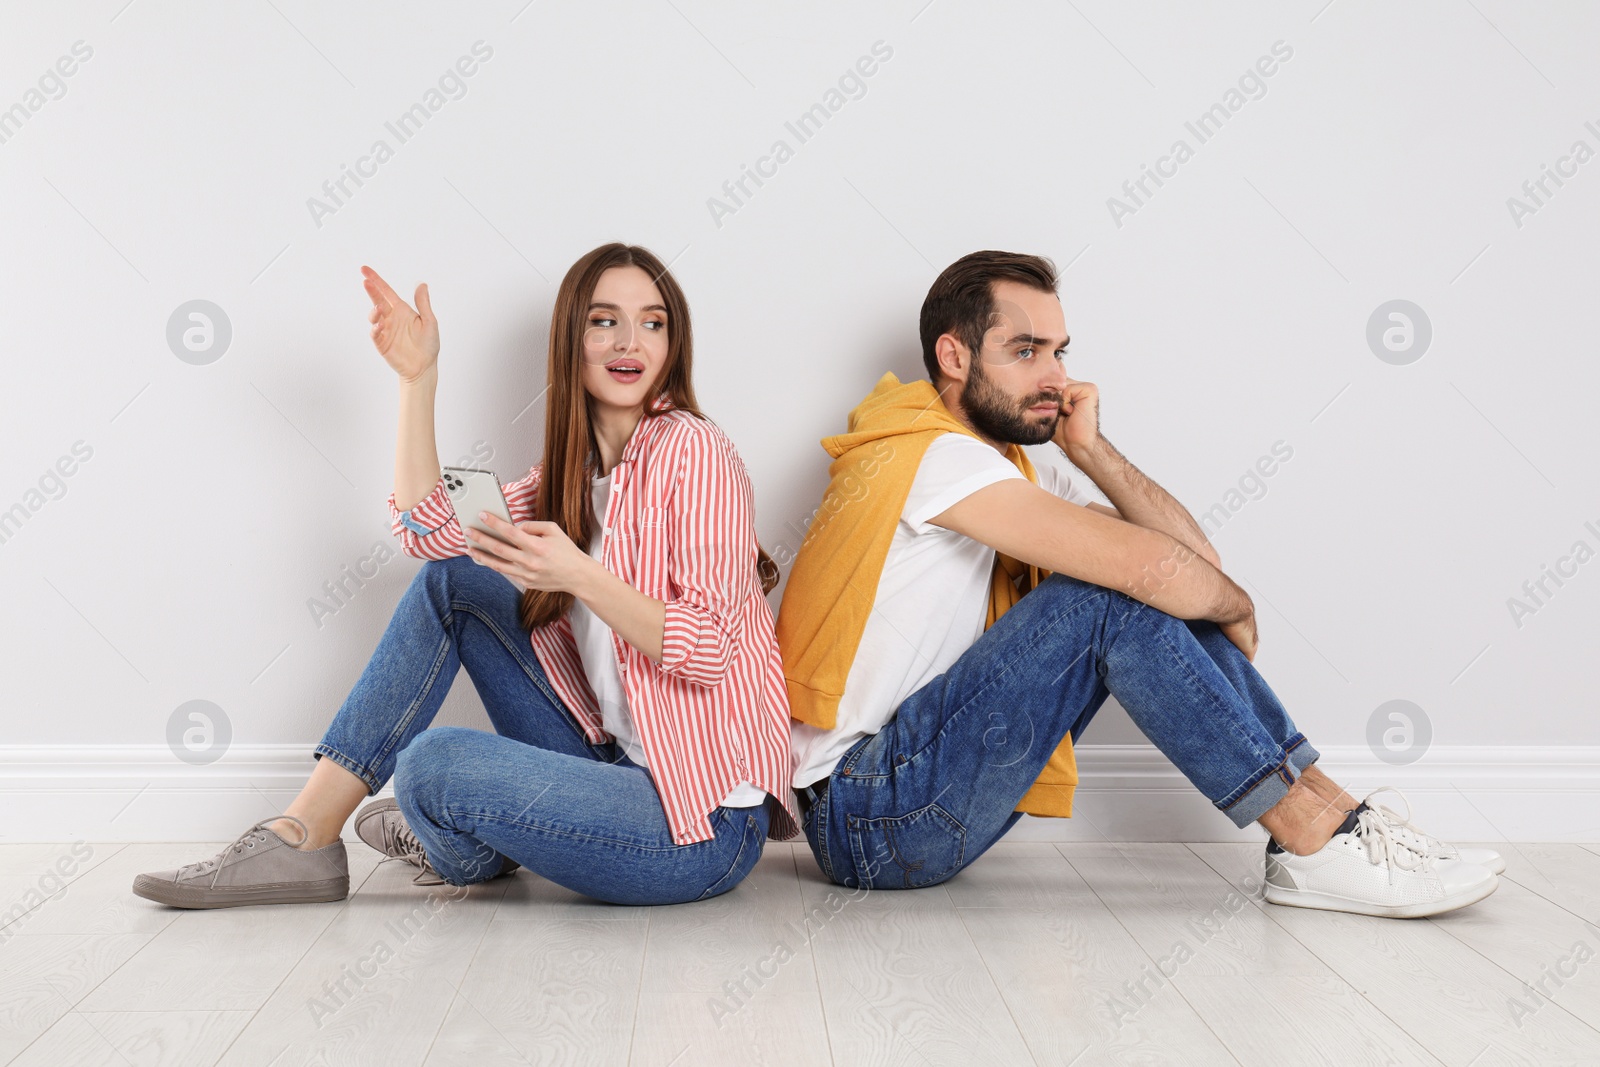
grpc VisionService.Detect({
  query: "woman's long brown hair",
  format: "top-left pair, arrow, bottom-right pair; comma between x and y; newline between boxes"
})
517,243 -> 778,634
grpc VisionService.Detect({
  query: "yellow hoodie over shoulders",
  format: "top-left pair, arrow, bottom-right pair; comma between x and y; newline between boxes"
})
776,371 -> 1078,817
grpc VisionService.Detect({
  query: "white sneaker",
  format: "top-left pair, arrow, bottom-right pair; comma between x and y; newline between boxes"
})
1356,786 -> 1506,875
1263,805 -> 1498,918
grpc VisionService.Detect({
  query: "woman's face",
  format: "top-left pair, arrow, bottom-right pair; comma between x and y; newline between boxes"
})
580,264 -> 669,412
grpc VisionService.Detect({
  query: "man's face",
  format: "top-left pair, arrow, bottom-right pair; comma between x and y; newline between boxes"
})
957,280 -> 1070,446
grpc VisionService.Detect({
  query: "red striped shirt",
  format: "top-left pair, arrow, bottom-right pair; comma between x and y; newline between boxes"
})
386,399 -> 801,846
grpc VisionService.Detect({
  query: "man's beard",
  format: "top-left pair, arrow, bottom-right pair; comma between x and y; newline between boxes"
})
962,358 -> 1060,446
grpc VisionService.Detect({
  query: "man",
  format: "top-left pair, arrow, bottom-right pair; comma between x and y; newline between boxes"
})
775,250 -> 1501,917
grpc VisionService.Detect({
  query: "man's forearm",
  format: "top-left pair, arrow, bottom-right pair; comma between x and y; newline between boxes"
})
1133,531 -> 1253,624
1065,435 -> 1221,569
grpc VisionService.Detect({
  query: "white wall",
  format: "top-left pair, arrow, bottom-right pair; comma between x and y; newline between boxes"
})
2,1 -> 1595,842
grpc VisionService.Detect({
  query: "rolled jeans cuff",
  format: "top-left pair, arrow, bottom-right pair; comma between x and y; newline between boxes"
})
312,743 -> 382,796
1217,734 -> 1320,828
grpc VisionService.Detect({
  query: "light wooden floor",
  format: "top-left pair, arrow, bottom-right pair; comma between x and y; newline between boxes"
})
2,838 -> 1598,1066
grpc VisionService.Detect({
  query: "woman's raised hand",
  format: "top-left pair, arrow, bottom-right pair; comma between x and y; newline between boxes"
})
361,265 -> 439,383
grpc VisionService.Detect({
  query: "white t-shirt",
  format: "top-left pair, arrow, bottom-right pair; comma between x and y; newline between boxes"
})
789,434 -> 1099,789
569,468 -> 767,808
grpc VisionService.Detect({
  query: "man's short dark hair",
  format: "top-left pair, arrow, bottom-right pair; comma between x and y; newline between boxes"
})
919,250 -> 1059,382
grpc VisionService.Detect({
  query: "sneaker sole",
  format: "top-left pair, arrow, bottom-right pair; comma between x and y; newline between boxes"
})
131,873 -> 349,909
1263,874 -> 1498,918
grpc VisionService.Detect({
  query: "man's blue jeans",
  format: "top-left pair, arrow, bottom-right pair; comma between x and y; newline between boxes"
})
800,572 -> 1319,890
313,555 -> 775,904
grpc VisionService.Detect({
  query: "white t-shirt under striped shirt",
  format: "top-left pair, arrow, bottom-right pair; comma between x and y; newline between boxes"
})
569,467 -> 766,807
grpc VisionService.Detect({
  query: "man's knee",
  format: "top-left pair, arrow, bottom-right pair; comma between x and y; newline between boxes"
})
1032,570 -> 1134,606
1018,572 -> 1147,638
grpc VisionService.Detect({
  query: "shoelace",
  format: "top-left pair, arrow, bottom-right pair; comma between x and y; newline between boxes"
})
377,812 -> 430,869
1360,786 -> 1460,861
178,815 -> 310,889
1350,804 -> 1434,884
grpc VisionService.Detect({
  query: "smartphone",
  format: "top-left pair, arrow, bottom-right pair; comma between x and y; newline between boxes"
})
441,466 -> 515,544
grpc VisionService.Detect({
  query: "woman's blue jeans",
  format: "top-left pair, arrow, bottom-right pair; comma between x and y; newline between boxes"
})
313,555 -> 774,904
800,572 -> 1320,890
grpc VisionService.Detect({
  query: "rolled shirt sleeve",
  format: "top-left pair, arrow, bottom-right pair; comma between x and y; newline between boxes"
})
397,510 -> 437,537
387,465 -> 543,560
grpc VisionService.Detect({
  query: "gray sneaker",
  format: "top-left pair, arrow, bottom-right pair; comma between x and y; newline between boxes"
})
132,815 -> 348,909
354,797 -> 518,886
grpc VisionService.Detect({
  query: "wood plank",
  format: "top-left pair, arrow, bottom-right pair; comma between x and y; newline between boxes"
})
214,857 -> 510,1066
7,836 -> 1596,1065
8,843 -> 240,939
0,843 -> 235,1061
0,931 -> 162,1062
1056,841 -> 1330,976
796,856 -> 1036,1066
8,1009 -> 253,1066
941,842 -> 1082,911
1496,844 -> 1600,926
77,841 -> 384,1013
1172,975 -> 1442,1066
0,843 -> 126,936
951,843 -> 1240,1065
1428,874 -> 1600,1033
1190,842 -> 1600,1065
421,872 -> 650,1067
626,843 -> 832,1067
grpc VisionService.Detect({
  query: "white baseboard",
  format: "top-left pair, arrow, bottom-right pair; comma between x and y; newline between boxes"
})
1,743 -> 1596,844
1005,744 -> 1600,845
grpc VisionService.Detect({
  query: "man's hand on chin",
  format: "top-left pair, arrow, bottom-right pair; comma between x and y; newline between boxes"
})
1053,377 -> 1103,459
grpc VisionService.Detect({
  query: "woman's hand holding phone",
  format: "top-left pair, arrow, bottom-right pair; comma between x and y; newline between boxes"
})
464,513 -> 595,596
361,265 -> 439,384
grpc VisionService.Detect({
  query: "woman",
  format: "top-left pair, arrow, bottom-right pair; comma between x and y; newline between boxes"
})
133,243 -> 801,908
